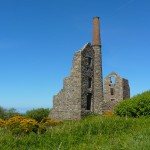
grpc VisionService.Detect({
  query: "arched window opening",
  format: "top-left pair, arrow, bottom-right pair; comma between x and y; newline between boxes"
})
110,76 -> 116,84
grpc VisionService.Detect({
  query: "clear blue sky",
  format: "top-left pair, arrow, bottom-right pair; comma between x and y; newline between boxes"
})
0,0 -> 150,113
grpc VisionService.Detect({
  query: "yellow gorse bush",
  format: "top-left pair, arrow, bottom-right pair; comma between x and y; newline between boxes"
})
5,115 -> 25,129
20,118 -> 38,133
1,115 -> 62,135
0,118 -> 5,127
44,119 -> 62,127
40,117 -> 62,127
103,111 -> 114,117
4,115 -> 39,134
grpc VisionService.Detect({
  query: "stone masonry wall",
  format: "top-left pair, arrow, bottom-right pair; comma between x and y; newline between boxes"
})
123,79 -> 130,99
81,43 -> 94,117
49,49 -> 82,120
93,46 -> 104,114
103,72 -> 130,112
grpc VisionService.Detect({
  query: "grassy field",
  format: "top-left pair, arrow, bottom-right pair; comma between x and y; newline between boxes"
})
0,115 -> 150,150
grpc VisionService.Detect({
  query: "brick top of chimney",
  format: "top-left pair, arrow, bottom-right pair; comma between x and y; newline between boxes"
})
92,16 -> 101,46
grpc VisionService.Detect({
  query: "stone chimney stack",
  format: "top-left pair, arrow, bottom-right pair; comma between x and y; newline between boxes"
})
92,16 -> 103,114
92,16 -> 101,46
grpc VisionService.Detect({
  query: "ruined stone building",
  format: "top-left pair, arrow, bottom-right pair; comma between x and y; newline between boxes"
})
50,17 -> 130,120
103,72 -> 130,112
50,17 -> 103,120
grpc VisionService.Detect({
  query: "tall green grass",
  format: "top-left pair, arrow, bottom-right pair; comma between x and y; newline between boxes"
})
0,115 -> 150,150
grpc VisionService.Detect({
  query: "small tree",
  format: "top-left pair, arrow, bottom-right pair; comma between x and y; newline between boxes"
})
0,106 -> 6,119
0,106 -> 17,120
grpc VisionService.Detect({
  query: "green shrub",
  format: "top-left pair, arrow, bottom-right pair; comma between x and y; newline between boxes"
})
25,108 -> 51,122
0,106 -> 6,119
114,91 -> 150,117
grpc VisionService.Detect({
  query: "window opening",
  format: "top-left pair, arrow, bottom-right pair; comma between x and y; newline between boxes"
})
88,57 -> 92,66
88,78 -> 92,88
87,93 -> 92,110
110,88 -> 115,95
110,76 -> 116,84
111,99 -> 115,101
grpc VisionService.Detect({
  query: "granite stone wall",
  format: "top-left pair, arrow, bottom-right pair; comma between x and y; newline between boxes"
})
81,44 -> 94,117
93,45 -> 103,114
123,79 -> 130,99
49,48 -> 82,120
103,72 -> 130,112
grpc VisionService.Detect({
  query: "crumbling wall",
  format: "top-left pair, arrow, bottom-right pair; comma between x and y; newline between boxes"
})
123,79 -> 130,99
103,72 -> 130,112
50,49 -> 82,120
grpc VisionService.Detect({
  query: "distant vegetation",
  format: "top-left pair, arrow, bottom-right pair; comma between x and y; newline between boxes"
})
25,108 -> 51,122
0,106 -> 18,120
114,90 -> 150,117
